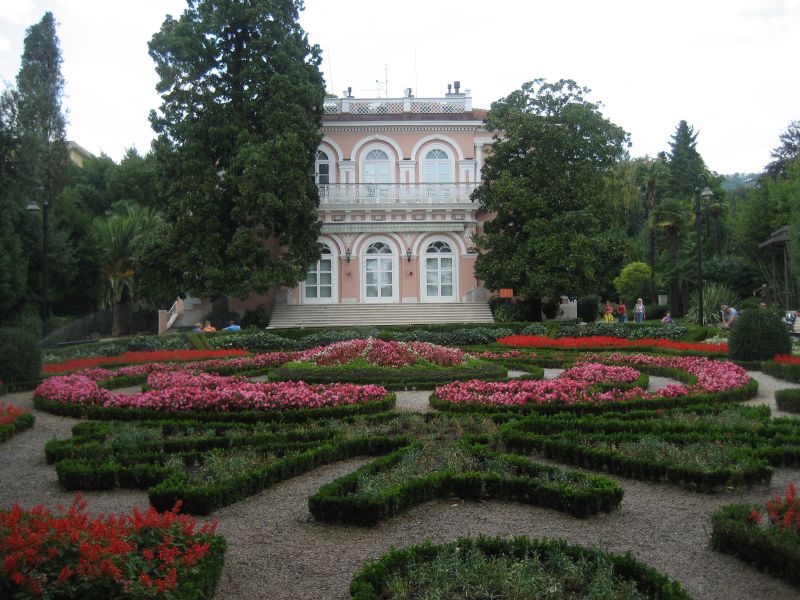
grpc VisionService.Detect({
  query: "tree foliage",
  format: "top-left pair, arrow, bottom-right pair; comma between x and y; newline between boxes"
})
765,120 -> 800,178
613,262 -> 652,303
473,79 -> 630,305
145,0 -> 326,299
664,120 -> 706,200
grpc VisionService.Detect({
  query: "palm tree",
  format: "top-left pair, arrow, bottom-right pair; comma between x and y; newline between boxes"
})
94,203 -> 163,336
653,199 -> 689,314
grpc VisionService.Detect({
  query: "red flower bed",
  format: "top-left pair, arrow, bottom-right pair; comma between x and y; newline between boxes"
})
42,349 -> 250,374
0,495 -> 223,597
0,404 -> 26,427
774,355 -> 800,365
497,335 -> 727,354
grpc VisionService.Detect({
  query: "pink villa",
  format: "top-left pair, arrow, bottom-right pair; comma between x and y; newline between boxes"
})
169,83 -> 501,329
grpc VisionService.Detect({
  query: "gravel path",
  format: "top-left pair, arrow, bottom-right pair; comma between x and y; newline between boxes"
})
1,369 -> 800,599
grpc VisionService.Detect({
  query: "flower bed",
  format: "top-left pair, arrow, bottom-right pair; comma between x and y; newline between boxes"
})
309,441 -> 623,524
433,355 -> 754,416
0,404 -> 34,443
712,483 -> 800,585
349,536 -> 691,599
34,372 -> 392,421
271,339 -> 509,389
42,349 -> 251,374
498,335 -> 728,354
0,496 -> 225,598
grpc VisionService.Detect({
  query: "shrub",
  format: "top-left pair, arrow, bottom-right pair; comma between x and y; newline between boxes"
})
613,261 -> 652,303
576,294 -> 600,323
645,303 -> 670,321
208,331 -> 301,351
0,327 -> 42,384
520,323 -> 547,336
728,309 -> 792,361
241,305 -> 270,328
685,281 -> 739,326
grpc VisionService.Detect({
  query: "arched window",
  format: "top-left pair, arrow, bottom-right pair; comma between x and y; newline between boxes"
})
362,148 -> 393,200
304,243 -> 334,302
424,241 -> 454,300
364,242 -> 394,300
422,148 -> 451,199
314,150 -> 331,185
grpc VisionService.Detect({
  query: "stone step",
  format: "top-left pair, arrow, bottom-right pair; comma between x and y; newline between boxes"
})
268,303 -> 493,329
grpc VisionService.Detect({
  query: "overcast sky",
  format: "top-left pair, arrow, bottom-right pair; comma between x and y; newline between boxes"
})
1,0 -> 798,175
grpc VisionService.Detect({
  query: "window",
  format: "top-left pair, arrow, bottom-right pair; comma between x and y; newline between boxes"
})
425,241 -> 454,299
314,150 -> 330,185
304,244 -> 334,301
362,148 -> 393,200
364,242 -> 394,300
422,148 -> 451,198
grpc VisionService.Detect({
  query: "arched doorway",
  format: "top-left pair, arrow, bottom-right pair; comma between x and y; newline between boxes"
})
362,240 -> 397,302
422,240 -> 456,302
302,243 -> 337,304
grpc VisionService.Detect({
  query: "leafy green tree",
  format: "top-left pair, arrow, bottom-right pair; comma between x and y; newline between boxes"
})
613,262 -> 652,304
93,204 -> 164,336
473,79 -> 630,313
664,120 -> 706,200
765,120 -> 800,178
145,0 -> 326,299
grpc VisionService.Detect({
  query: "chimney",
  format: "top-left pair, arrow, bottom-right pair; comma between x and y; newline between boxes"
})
447,83 -> 452,94
404,87 -> 412,98
347,86 -> 353,99
454,80 -> 461,94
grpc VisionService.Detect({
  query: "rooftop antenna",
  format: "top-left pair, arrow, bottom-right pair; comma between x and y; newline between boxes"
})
375,64 -> 388,97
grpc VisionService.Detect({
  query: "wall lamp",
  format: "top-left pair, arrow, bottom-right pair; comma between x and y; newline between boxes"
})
406,248 -> 412,262
345,249 -> 351,263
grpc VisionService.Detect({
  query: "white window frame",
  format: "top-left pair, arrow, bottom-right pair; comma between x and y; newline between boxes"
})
301,242 -> 338,304
361,238 -> 399,303
421,237 -> 458,302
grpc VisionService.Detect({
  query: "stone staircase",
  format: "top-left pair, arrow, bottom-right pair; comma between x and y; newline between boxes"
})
268,303 -> 494,329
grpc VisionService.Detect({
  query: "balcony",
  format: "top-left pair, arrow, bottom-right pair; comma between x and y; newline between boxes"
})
318,183 -> 478,205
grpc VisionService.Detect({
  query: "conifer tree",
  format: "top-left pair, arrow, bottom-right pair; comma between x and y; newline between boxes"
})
144,0 -> 326,299
664,120 -> 706,199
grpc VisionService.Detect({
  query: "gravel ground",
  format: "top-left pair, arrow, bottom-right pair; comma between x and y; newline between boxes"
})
1,369 -> 799,599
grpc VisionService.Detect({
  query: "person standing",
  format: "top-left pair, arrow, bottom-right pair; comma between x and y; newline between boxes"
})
617,300 -> 628,323
603,300 -> 614,323
634,298 -> 645,323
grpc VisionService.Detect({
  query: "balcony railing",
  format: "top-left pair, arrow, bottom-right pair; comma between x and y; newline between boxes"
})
323,95 -> 472,115
318,183 -> 478,205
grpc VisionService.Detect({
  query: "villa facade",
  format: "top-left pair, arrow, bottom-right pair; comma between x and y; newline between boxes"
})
282,84 -> 492,307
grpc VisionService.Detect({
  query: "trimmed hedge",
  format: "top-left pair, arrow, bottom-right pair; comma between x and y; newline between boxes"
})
711,503 -> 800,586
0,411 -> 34,443
309,441 -> 623,524
33,394 -> 396,423
729,310 -> 792,361
762,360 -> 800,382
350,536 -> 691,599
775,388 -> 800,413
269,361 -> 508,389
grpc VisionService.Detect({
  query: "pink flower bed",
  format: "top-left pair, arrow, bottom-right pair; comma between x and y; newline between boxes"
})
435,355 -> 750,408
471,350 -> 530,360
559,363 -> 640,384
298,338 -> 466,367
35,372 -> 388,413
33,375 -> 112,406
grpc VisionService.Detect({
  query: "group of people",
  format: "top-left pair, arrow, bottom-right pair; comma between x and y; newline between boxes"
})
192,320 -> 241,333
603,299 -> 659,323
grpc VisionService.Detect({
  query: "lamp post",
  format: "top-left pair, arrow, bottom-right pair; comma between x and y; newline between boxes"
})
26,189 -> 49,336
694,174 -> 714,325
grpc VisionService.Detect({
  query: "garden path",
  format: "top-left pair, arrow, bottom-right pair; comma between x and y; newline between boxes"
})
1,369 -> 800,599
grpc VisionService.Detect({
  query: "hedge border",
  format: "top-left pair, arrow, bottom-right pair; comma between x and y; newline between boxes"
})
349,535 -> 691,599
309,441 -> 623,525
32,393 -> 396,423
0,411 -> 35,443
711,503 -> 800,586
762,361 -> 800,383
775,388 -> 800,413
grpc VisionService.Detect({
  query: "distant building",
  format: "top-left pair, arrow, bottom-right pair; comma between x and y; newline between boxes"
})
67,141 -> 93,167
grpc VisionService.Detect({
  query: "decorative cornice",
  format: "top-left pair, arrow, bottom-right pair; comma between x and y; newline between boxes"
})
322,125 -> 485,134
321,222 -> 467,233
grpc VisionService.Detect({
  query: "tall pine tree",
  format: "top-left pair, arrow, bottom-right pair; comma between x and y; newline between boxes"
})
664,120 -> 706,199
144,0 -> 326,299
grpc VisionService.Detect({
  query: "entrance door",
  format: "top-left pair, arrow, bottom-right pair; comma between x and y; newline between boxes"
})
423,241 -> 456,301
364,242 -> 395,302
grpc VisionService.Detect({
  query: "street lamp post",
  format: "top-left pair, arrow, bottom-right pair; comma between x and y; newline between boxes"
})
26,190 -> 49,336
694,174 -> 714,325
